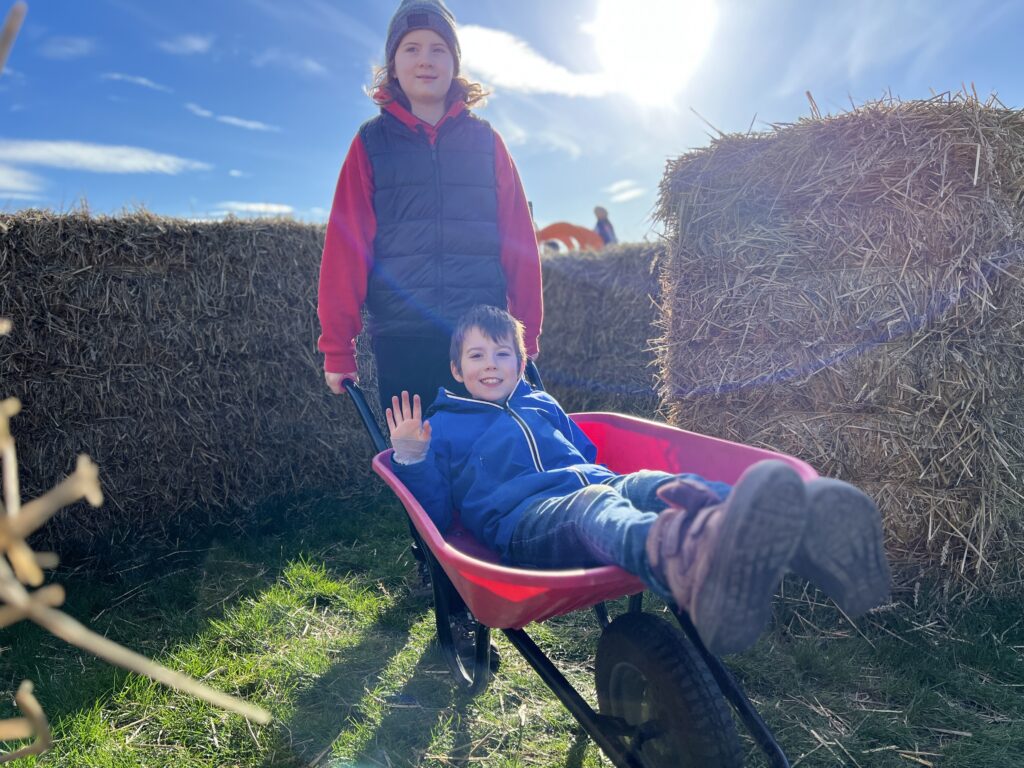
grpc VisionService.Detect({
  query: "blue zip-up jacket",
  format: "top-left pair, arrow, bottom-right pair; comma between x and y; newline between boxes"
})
391,379 -> 617,553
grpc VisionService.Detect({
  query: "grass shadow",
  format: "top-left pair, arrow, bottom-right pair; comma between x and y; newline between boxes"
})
259,590 -> 433,766
347,647 -> 464,768
0,487 -> 417,724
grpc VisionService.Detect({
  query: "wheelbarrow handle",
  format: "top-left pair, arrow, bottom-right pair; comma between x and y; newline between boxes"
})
342,378 -> 388,453
525,359 -> 545,391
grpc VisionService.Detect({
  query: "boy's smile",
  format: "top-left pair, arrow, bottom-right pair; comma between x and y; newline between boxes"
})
452,327 -> 523,403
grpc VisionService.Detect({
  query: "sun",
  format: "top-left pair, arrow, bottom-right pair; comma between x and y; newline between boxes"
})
586,0 -> 719,105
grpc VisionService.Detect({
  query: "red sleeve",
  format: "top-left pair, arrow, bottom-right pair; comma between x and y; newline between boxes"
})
317,133 -> 376,373
494,132 -> 543,357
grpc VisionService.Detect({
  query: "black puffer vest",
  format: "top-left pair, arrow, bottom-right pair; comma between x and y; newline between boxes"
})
361,108 -> 506,338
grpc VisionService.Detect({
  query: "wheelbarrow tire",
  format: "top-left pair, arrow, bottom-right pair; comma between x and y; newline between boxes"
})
427,551 -> 492,696
596,613 -> 742,768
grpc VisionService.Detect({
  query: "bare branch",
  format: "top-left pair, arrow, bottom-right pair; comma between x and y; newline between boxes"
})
0,2 -> 27,75
0,681 -> 52,764
32,603 -> 272,724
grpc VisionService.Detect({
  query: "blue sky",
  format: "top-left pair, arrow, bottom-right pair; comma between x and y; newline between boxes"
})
1,0 -> 1022,243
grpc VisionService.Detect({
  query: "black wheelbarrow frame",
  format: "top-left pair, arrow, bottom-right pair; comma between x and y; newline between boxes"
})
342,364 -> 805,768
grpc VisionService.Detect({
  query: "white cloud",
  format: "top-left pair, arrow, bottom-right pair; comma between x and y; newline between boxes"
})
604,180 -> 638,195
102,72 -> 172,93
460,25 -> 607,97
536,131 -> 583,160
228,169 -> 246,178
0,140 -> 210,174
603,179 -> 646,203
252,49 -> 328,77
0,163 -> 43,193
185,102 -> 214,118
463,3 -> 718,107
610,187 -> 645,204
246,0 -> 379,51
216,115 -> 279,132
494,118 -> 528,147
159,34 -> 214,55
186,103 -> 280,132
490,113 -> 582,159
217,201 -> 294,215
39,36 -> 96,60
774,0 -> 1006,98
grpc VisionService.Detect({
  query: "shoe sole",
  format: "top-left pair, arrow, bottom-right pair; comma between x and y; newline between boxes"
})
691,460 -> 808,656
796,479 -> 890,616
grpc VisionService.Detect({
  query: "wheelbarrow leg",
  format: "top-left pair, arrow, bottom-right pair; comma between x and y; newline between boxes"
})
593,591 -> 644,630
672,608 -> 791,768
427,548 -> 493,696
503,628 -> 646,768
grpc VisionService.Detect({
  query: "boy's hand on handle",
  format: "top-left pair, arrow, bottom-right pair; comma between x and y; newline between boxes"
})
387,391 -> 432,464
325,370 -> 358,394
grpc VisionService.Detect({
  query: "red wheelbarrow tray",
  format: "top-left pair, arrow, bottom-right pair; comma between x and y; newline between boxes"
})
372,411 -> 818,630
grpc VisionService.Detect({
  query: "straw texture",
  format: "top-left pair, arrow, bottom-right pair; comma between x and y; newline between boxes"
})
541,243 -> 662,415
0,213 -> 661,554
654,92 -> 1024,593
0,212 -> 375,553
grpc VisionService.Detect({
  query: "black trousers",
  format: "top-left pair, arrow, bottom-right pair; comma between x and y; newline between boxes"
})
371,334 -> 468,415
371,333 -> 468,573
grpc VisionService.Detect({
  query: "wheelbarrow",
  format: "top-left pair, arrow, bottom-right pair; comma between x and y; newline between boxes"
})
342,364 -> 815,767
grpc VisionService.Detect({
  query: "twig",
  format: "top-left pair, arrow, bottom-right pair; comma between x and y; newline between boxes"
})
0,1 -> 26,74
0,681 -> 51,764
0,396 -> 271,762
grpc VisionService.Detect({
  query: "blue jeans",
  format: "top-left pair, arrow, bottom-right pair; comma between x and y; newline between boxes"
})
506,471 -> 732,589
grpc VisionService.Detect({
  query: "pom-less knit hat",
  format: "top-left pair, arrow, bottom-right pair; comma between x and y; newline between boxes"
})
385,0 -> 461,74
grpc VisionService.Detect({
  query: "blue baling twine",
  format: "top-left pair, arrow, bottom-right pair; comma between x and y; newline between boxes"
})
543,245 -> 1022,401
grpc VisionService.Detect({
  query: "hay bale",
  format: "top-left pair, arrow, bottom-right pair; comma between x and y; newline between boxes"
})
0,211 -> 375,554
540,243 -> 662,415
654,92 -> 1024,593
0,210 -> 664,556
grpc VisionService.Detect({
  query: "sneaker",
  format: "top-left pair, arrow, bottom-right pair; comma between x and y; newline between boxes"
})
791,478 -> 891,616
646,460 -> 808,655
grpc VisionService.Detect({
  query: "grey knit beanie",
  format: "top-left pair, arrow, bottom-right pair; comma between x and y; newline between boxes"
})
385,0 -> 461,74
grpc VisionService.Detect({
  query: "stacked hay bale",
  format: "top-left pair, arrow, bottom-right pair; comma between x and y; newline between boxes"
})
655,93 -> 1024,593
0,211 -> 376,553
0,212 -> 663,555
541,243 -> 662,415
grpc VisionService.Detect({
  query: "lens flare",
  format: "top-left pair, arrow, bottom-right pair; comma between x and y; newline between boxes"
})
587,0 -> 719,104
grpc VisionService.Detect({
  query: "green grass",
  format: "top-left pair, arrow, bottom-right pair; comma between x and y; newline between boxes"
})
1,488 -> 1022,767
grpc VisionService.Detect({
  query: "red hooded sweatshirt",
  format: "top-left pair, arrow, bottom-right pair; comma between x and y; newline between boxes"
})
317,98 -> 543,375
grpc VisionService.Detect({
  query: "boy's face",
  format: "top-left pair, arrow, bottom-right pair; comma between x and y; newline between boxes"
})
393,28 -> 455,113
451,327 -> 523,403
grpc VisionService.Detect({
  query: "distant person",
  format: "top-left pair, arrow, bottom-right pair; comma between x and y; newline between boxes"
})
317,0 -> 543,414
594,205 -> 617,246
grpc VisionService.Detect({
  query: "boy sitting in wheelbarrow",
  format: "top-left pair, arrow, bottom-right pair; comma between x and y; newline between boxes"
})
388,305 -> 891,656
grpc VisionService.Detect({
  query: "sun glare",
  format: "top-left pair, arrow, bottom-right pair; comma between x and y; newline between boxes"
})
587,0 -> 718,105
